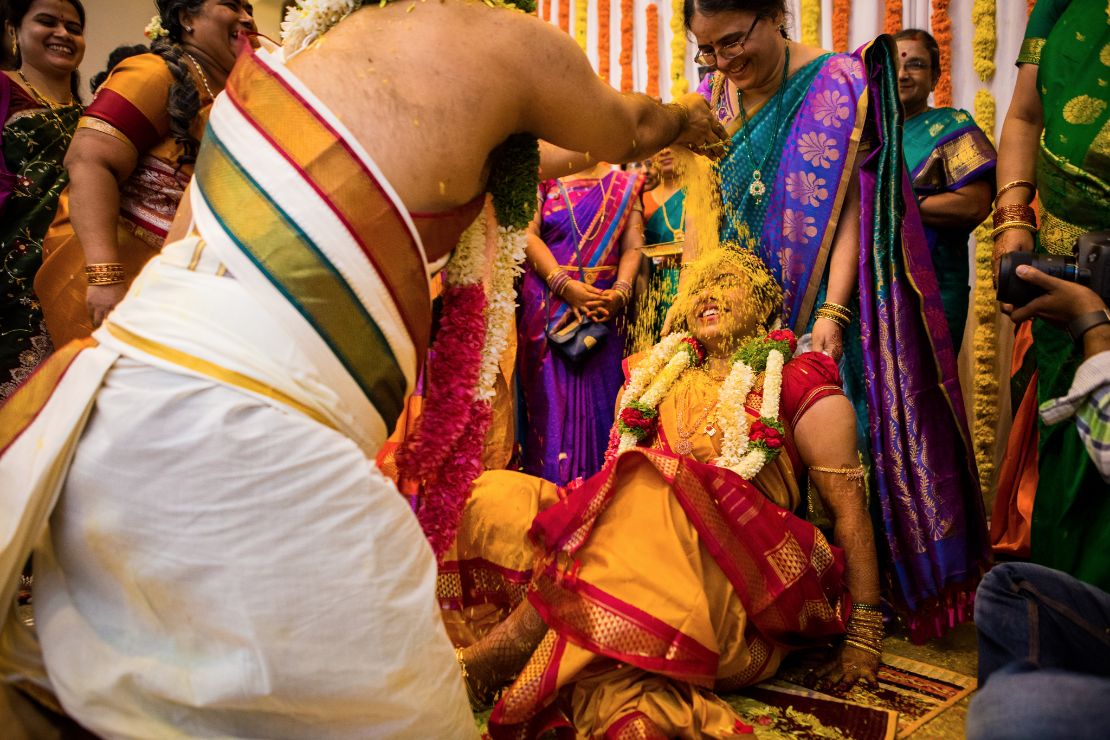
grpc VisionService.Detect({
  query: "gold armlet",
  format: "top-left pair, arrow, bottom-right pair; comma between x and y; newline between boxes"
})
808,464 -> 866,482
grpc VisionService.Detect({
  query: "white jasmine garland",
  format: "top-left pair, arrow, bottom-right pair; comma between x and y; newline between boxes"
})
715,361 -> 755,465
617,347 -> 695,453
759,349 -> 784,419
444,213 -> 486,287
281,0 -> 359,58
144,15 -> 168,40
619,332 -> 688,407
476,226 -> 527,402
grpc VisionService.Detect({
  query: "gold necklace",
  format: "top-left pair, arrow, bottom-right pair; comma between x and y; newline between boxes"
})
674,371 -> 721,456
559,175 -> 615,247
16,70 -> 73,109
183,52 -> 215,100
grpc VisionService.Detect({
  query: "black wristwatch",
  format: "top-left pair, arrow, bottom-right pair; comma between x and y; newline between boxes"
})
1067,308 -> 1110,342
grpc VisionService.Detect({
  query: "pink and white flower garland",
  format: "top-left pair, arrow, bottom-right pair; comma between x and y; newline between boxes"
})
397,213 -> 528,557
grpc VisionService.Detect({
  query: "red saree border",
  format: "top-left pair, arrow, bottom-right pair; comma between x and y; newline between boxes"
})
529,568 -> 719,686
605,711 -> 669,739
438,556 -> 532,611
83,89 -> 160,153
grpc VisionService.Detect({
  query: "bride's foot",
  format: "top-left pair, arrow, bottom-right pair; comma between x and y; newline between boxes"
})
453,601 -> 547,710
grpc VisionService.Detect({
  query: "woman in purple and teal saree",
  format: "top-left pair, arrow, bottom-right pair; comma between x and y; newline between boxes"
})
518,163 -> 643,486
688,0 -> 988,639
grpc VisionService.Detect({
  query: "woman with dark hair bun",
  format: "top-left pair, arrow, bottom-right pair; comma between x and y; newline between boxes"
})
684,0 -> 989,641
34,0 -> 253,348
0,0 -> 85,399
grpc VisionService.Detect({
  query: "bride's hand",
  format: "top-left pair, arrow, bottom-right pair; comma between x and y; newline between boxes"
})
806,643 -> 880,693
811,318 -> 844,362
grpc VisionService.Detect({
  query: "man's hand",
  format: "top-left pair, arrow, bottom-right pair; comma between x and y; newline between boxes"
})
1004,265 -> 1106,326
672,93 -> 729,159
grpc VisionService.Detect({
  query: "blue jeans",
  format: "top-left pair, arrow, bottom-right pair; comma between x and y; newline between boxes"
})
967,563 -> 1110,740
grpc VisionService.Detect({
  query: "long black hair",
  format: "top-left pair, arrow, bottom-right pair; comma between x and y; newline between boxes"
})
5,0 -> 86,101
153,0 -> 207,168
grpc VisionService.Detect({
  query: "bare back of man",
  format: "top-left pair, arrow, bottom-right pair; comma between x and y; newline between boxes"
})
285,1 -> 724,212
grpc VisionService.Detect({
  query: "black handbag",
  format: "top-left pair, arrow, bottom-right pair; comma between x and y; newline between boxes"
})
547,313 -> 609,363
545,180 -> 611,364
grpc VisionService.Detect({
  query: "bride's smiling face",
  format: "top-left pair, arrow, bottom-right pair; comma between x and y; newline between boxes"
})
682,264 -> 762,356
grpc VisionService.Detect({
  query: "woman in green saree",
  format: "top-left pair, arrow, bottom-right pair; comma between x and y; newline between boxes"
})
0,0 -> 84,400
993,0 -> 1110,590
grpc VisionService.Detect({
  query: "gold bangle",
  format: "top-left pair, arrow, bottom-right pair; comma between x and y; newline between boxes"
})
843,639 -> 883,657
821,301 -> 852,315
990,222 -> 1038,240
85,262 -> 125,273
814,308 -> 850,329
86,273 -> 126,286
994,179 -> 1036,203
852,602 -> 883,613
992,203 -> 1037,229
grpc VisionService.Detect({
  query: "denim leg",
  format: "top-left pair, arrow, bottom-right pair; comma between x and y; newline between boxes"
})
974,562 -> 1110,683
966,663 -> 1110,740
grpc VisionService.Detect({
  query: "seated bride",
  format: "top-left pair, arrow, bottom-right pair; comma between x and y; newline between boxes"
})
442,245 -> 883,738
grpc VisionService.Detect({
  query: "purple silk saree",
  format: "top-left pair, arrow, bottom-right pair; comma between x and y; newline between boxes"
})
518,170 -> 642,486
702,37 -> 989,638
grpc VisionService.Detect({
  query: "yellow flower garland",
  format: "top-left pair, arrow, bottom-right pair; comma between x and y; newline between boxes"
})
575,0 -> 588,53
971,5 -> 998,495
971,0 -> 996,81
800,0 -> 820,47
670,0 -> 687,99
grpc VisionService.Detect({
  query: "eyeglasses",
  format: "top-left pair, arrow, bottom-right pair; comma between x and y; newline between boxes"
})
900,59 -> 931,73
694,15 -> 761,68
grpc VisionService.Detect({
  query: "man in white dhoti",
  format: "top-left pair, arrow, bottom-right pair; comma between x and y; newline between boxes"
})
0,0 -> 727,736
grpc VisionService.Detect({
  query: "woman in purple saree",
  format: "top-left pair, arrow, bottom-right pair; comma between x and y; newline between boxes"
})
687,0 -> 988,638
518,164 -> 643,485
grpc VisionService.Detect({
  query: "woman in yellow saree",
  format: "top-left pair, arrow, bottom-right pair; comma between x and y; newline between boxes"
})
34,0 -> 253,345
444,246 -> 882,738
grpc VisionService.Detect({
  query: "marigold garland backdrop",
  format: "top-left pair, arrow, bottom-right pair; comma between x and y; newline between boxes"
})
533,0 -> 1024,137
